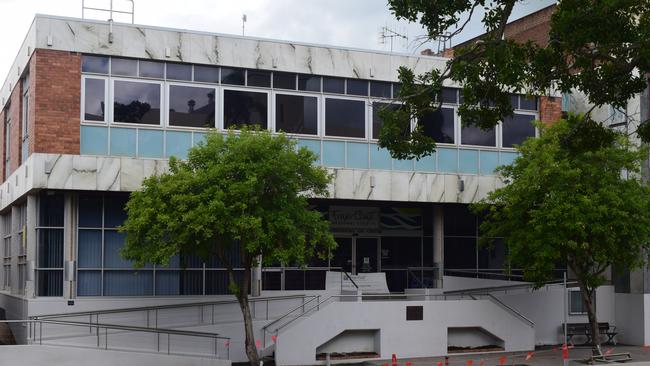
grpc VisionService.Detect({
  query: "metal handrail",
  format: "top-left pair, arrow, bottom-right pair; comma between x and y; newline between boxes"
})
261,295 -> 321,331
342,271 -> 359,289
0,318 -> 230,359
443,279 -> 579,296
34,294 -> 317,320
484,293 -> 534,327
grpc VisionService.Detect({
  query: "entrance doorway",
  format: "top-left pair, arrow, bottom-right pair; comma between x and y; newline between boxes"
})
332,237 -> 379,275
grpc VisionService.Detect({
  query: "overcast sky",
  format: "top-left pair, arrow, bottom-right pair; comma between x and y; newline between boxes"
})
0,0 -> 555,83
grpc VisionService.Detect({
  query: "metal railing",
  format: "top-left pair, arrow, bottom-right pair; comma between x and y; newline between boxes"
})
34,294 -> 319,329
0,319 -> 230,359
340,271 -> 359,290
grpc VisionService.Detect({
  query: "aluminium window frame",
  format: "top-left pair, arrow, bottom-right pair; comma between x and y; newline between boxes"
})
271,90 -> 321,137
80,75 -> 109,124
165,81 -> 219,130
110,77 -> 164,127
322,95 -> 369,141
220,86 -> 271,131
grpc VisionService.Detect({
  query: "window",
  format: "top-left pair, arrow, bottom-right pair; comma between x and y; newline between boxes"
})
83,77 -> 106,122
166,63 -> 192,81
168,85 -> 216,128
420,107 -> 454,144
298,75 -> 321,92
247,70 -> 271,88
81,55 -> 109,74
441,88 -> 458,104
346,79 -> 368,96
2,213 -> 10,290
223,90 -> 268,129
110,58 -> 137,76
21,75 -> 29,164
221,68 -> 245,85
112,80 -> 161,124
275,94 -> 318,135
569,289 -> 594,314
502,113 -> 535,148
5,103 -> 11,180
194,65 -> 219,83
370,81 -> 391,98
37,191 -> 64,296
273,72 -> 296,90
323,77 -> 345,94
139,61 -> 164,78
519,96 -> 538,111
461,124 -> 496,147
325,98 -> 365,138
372,102 -> 401,139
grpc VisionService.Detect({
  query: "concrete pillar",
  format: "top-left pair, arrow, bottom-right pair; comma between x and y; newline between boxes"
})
24,194 -> 37,298
62,192 -> 76,299
251,255 -> 262,297
433,205 -> 444,288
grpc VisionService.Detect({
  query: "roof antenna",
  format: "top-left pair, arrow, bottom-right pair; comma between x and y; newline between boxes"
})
242,14 -> 247,36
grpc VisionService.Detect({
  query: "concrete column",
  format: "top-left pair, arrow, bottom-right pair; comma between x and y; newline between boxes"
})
24,194 -> 37,298
251,255 -> 262,297
62,192 -> 76,299
433,205 -> 444,288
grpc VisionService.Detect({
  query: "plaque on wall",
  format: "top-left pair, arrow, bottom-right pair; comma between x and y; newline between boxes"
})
329,206 -> 380,233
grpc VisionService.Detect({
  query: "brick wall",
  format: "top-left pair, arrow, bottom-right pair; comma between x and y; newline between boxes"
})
0,84 -> 23,181
32,49 -> 80,156
539,96 -> 563,126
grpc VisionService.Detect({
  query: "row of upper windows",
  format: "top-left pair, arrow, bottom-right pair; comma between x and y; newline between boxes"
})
81,75 -> 536,148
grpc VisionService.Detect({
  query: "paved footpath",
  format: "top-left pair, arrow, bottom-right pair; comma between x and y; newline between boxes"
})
364,346 -> 650,366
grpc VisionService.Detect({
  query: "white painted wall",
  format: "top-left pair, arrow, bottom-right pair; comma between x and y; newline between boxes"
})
615,293 -> 646,345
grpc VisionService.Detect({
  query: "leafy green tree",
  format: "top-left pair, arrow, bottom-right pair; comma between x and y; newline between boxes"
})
380,0 -> 650,160
472,115 -> 650,353
119,128 -> 336,366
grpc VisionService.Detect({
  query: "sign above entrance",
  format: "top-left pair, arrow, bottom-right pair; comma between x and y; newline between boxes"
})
329,206 -> 380,233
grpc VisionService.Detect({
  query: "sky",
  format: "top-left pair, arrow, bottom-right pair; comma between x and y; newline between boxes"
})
0,0 -> 555,84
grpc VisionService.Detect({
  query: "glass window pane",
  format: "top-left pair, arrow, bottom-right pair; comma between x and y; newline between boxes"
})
369,145 -> 392,170
111,58 -> 137,76
381,237 -> 422,268
104,193 -> 128,228
298,75 -> 321,92
37,270 -> 63,296
104,270 -> 153,296
221,67 -> 245,85
80,125 -> 108,155
415,153 -> 435,172
138,129 -> 164,158
479,151 -> 499,175
113,80 -> 161,124
502,114 -> 535,147
78,230 -> 102,268
420,107 -> 455,144
346,79 -> 368,96
437,147 -> 458,173
166,63 -> 192,81
79,194 -> 102,227
444,237 -> 477,269
441,88 -> 458,104
139,60 -> 164,78
39,192 -> 64,227
38,229 -> 64,268
347,142 -> 368,169
444,204 -> 477,236
168,85 -> 215,128
459,149 -> 478,174
461,124 -> 496,147
296,139 -> 321,162
520,96 -> 538,110
370,81 -> 391,98
322,140 -> 345,167
84,78 -> 105,121
77,271 -> 101,296
82,55 -> 108,74
109,127 -> 136,157
323,77 -> 345,94
104,231 -> 132,268
372,102 -> 400,139
325,99 -> 365,138
194,65 -> 219,83
393,83 -> 401,97
273,72 -> 296,90
166,131 -> 192,159
247,70 -> 271,87
275,94 -> 317,135
223,90 -> 268,129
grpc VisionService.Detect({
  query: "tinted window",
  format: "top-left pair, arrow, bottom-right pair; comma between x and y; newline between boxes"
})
420,107 -> 454,143
82,55 -> 108,74
444,204 -> 477,236
169,85 -> 215,128
370,81 -> 391,98
461,124 -> 496,146
510,94 -> 519,109
273,72 -> 296,90
502,113 -> 535,147
194,65 -> 219,83
372,102 -> 400,139
166,63 -> 192,81
346,79 -> 368,96
275,94 -> 317,135
247,70 -> 271,87
323,77 -> 345,94
520,96 -> 537,110
221,68 -> 245,85
325,98 -> 365,138
139,61 -> 164,78
441,88 -> 458,104
111,58 -> 137,76
393,83 -> 402,97
113,80 -> 161,124
84,78 -> 105,121
298,75 -> 321,92
223,90 -> 268,129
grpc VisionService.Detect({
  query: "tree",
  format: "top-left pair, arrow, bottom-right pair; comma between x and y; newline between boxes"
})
380,0 -> 650,160
472,115 -> 650,354
119,128 -> 336,366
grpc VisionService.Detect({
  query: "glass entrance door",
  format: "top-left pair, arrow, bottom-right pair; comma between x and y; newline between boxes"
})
331,237 -> 352,273
355,237 -> 378,274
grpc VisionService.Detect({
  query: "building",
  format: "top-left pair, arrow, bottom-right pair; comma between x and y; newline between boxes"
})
0,11 -> 645,366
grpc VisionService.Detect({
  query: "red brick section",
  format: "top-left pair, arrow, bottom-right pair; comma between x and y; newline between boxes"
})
0,83 -> 24,182
32,49 -> 81,156
539,96 -> 563,126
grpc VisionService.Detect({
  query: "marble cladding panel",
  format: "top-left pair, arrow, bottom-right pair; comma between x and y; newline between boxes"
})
32,16 -> 446,80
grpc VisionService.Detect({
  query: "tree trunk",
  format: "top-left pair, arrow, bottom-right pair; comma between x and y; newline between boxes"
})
578,282 -> 602,356
230,268 -> 260,366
